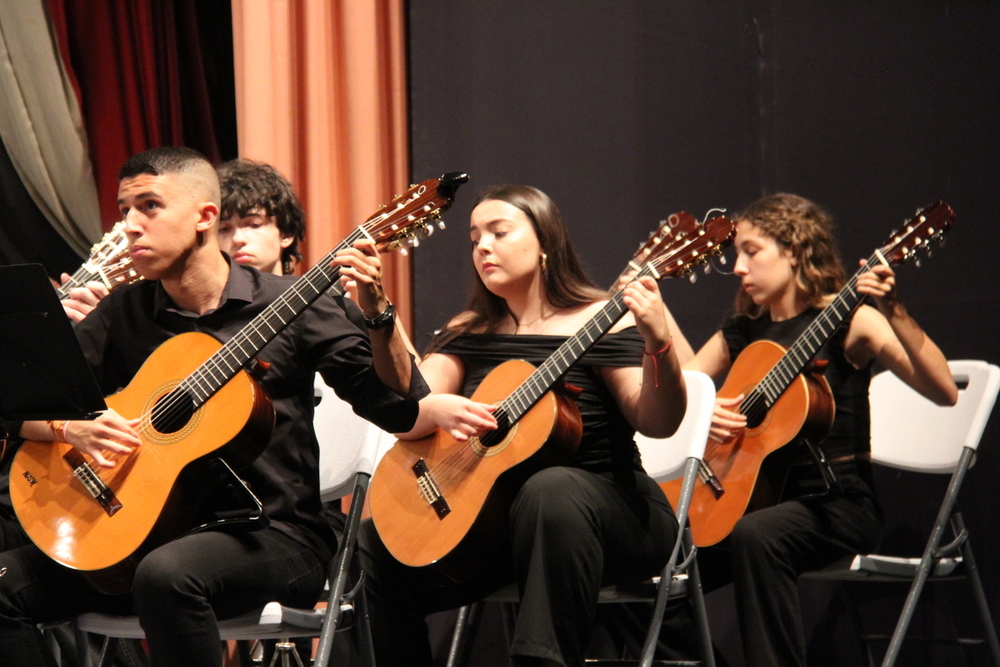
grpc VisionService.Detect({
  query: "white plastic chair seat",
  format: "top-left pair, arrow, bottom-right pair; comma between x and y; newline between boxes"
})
806,554 -> 963,581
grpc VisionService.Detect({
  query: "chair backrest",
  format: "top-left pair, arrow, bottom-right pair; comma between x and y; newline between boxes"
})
633,370 -> 716,482
312,376 -> 393,501
870,360 -> 1000,473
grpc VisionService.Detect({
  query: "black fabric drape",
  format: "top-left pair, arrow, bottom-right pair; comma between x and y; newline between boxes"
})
0,139 -> 82,276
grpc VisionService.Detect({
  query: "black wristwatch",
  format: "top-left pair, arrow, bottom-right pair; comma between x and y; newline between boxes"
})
364,303 -> 396,330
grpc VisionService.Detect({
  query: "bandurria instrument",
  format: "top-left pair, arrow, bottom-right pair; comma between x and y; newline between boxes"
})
370,212 -> 735,580
11,173 -> 468,593
662,202 -> 956,547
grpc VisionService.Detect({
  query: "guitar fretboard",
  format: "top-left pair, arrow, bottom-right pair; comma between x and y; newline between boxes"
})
493,265 -> 656,429
741,253 -> 878,421
177,227 -> 368,409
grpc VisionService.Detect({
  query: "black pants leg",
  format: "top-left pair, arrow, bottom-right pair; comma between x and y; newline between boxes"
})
0,527 -> 325,667
699,494 -> 881,667
360,466 -> 676,667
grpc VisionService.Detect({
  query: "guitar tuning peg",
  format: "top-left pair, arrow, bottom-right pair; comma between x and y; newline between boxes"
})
718,255 -> 727,265
399,247 -> 409,256
703,264 -> 712,275
913,257 -> 922,268
689,273 -> 698,284
411,237 -> 420,248
437,219 -> 446,230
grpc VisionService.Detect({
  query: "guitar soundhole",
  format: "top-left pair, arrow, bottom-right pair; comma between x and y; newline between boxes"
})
151,389 -> 196,434
480,409 -> 511,448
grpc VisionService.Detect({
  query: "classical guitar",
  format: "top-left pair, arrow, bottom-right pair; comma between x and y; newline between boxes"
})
662,202 -> 956,547
57,221 -> 141,299
369,213 -> 735,580
11,173 -> 467,593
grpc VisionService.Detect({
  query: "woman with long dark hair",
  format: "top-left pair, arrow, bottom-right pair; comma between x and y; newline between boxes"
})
359,184 -> 688,667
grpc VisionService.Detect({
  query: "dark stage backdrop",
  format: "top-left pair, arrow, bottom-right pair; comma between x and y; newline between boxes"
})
408,2 -> 1000,666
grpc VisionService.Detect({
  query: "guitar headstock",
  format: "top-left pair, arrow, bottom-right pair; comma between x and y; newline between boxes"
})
362,172 -> 468,253
878,202 -> 955,267
626,212 -> 699,270
87,221 -> 130,266
645,215 -> 736,278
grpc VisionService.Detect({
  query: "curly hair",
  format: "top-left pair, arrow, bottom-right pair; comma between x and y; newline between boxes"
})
428,185 -> 604,349
734,193 -> 846,317
216,159 -> 306,274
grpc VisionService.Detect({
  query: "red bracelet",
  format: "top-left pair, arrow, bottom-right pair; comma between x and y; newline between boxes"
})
643,339 -> 673,388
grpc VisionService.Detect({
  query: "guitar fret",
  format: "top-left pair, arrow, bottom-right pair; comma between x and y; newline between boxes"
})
507,269 -> 653,422
806,328 -> 822,348
218,346 -> 243,373
750,251 -> 886,416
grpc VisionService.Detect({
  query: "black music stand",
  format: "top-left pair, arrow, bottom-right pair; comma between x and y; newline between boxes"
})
0,263 -> 106,426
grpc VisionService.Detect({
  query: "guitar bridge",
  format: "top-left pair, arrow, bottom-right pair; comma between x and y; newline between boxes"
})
63,450 -> 123,517
698,460 -> 725,499
411,458 -> 450,519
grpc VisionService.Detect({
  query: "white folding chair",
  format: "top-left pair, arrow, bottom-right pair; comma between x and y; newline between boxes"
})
447,370 -> 717,667
74,376 -> 392,667
803,360 -> 1000,667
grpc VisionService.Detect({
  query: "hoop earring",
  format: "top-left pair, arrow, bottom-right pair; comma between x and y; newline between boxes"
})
540,252 -> 548,273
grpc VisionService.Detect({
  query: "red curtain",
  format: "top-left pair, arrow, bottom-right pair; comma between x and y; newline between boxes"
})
45,0 -> 226,229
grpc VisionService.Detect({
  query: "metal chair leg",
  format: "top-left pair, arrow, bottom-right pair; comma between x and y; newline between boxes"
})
267,641 -> 307,667
684,541 -> 716,667
447,603 -> 484,667
952,514 -> 1000,666
315,472 -> 370,667
880,447 -> 974,667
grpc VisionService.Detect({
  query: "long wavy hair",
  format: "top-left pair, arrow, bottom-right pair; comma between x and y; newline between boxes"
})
429,185 -> 604,349
734,193 -> 847,318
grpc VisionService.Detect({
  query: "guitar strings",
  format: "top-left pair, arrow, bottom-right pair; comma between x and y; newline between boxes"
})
420,232 -> 730,501
94,233 -> 360,472
736,255 -> 876,423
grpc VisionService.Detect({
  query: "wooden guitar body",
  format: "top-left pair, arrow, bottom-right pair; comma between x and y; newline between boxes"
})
10,331 -> 274,592
369,359 -> 583,581
661,340 -> 834,547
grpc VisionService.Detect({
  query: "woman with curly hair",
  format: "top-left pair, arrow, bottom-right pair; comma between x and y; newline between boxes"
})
685,193 -> 957,666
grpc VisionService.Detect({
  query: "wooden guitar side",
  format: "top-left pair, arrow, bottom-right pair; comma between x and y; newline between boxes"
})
369,359 -> 582,580
10,331 -> 274,583
661,340 -> 834,547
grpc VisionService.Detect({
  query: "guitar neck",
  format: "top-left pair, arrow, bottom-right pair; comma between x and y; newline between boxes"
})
57,265 -> 98,299
178,227 -> 367,409
747,252 -> 879,413
497,266 -> 654,425
58,259 -> 140,299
